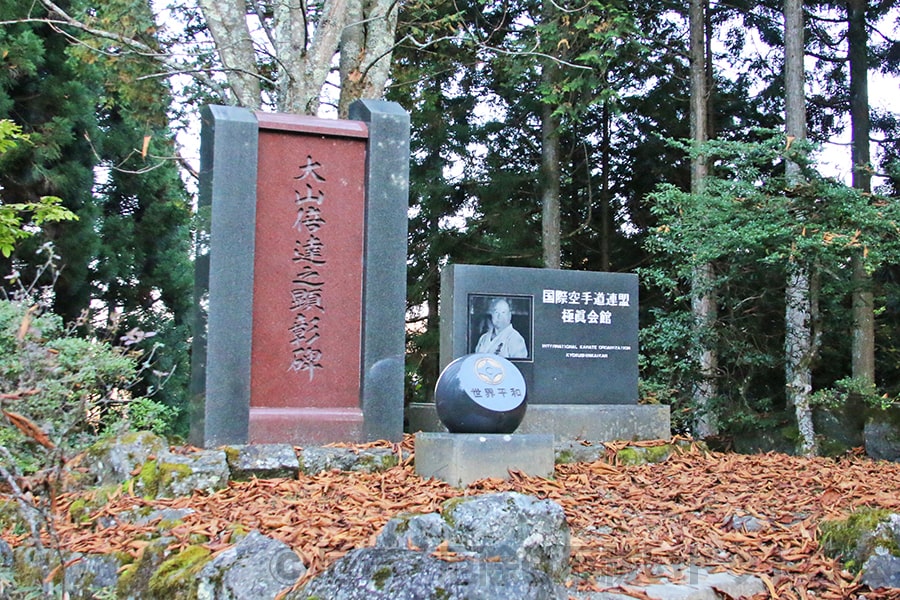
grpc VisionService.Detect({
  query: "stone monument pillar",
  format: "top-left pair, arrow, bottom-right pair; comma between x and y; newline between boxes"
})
190,101 -> 409,447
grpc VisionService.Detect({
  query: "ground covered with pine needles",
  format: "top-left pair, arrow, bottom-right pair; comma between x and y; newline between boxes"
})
5,437 -> 900,599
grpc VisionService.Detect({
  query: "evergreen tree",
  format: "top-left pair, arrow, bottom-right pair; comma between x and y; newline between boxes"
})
0,0 -> 100,319
0,0 -> 193,429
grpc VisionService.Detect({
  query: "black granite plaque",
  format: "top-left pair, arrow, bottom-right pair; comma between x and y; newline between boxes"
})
440,264 -> 638,405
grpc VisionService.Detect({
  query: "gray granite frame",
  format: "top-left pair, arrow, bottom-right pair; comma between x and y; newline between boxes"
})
190,105 -> 258,447
351,100 -> 410,442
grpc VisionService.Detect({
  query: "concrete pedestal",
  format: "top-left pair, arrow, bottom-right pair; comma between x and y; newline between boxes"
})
415,432 -> 554,487
407,402 -> 670,442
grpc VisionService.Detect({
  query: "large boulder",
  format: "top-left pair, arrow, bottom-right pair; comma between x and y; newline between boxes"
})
288,547 -> 566,600
378,491 -> 570,582
80,431 -> 167,487
820,509 -> 900,589
10,546 -> 130,600
136,449 -> 230,498
864,407 -> 900,462
63,553 -> 128,600
196,530 -> 306,600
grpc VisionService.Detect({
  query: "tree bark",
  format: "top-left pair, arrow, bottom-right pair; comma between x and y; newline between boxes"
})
689,0 -> 717,438
338,0 -> 399,118
783,0 -> 817,456
541,96 -> 561,269
848,0 -> 875,387
196,0 -> 260,108
199,0 -> 394,116
600,98 -> 611,272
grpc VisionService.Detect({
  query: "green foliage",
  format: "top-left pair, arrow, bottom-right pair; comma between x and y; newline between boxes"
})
642,133 -> 900,434
0,195 -> 77,258
0,299 -> 177,473
1,0 -> 194,428
0,120 -> 78,258
125,397 -> 179,436
535,0 -> 645,122
811,377 -> 898,412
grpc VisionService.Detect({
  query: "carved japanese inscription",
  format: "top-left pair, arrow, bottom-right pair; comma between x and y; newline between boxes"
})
250,118 -> 367,411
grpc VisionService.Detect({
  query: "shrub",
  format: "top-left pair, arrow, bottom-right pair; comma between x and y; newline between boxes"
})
0,298 -> 175,474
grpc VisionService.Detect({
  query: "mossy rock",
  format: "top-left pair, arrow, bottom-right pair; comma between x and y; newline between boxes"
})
615,444 -> 675,465
134,450 -> 229,499
157,461 -> 194,495
11,546 -> 57,589
68,498 -> 91,524
299,447 -> 397,475
136,459 -> 161,498
83,431 -> 167,487
116,536 -> 178,599
819,508 -> 900,572
554,448 -> 575,465
864,405 -> 900,462
0,498 -> 24,535
147,545 -> 211,599
553,441 -> 606,465
354,451 -> 399,472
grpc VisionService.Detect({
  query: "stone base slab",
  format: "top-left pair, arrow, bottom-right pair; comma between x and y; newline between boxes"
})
415,432 -> 554,487
407,403 -> 670,442
249,407 -> 364,445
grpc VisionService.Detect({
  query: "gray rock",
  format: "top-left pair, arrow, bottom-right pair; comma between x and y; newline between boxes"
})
865,410 -> 900,462
9,546 -> 127,598
861,550 -> 900,589
299,446 -> 398,475
555,440 -> 607,464
287,547 -> 566,600
153,449 -> 230,498
377,512 -> 452,552
117,507 -> 196,527
379,492 -> 570,582
83,431 -> 166,486
877,513 -> 900,547
197,530 -> 306,600
443,491 -> 571,582
723,513 -> 766,532
226,444 -> 300,481
0,540 -> 11,568
63,553 -> 128,600
571,566 -> 765,600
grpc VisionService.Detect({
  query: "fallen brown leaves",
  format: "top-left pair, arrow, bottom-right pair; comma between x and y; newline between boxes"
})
3,438 -> 900,600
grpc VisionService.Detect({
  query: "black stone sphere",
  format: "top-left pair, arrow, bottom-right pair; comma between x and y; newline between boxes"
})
434,353 -> 527,434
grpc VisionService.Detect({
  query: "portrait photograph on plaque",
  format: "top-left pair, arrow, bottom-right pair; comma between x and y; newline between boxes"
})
467,294 -> 534,361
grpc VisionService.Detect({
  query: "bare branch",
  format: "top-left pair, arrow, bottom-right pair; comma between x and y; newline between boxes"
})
38,0 -> 159,56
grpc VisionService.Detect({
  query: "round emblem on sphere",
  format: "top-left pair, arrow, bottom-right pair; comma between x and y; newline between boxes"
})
434,353 -> 527,434
474,356 -> 505,385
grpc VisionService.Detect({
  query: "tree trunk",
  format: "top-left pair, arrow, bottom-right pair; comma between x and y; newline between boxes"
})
689,0 -> 717,438
784,0 -> 817,456
541,67 -> 562,270
196,0 -> 260,108
338,0 -> 399,118
199,0 -> 393,116
848,0 -> 875,387
600,99 -> 611,272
